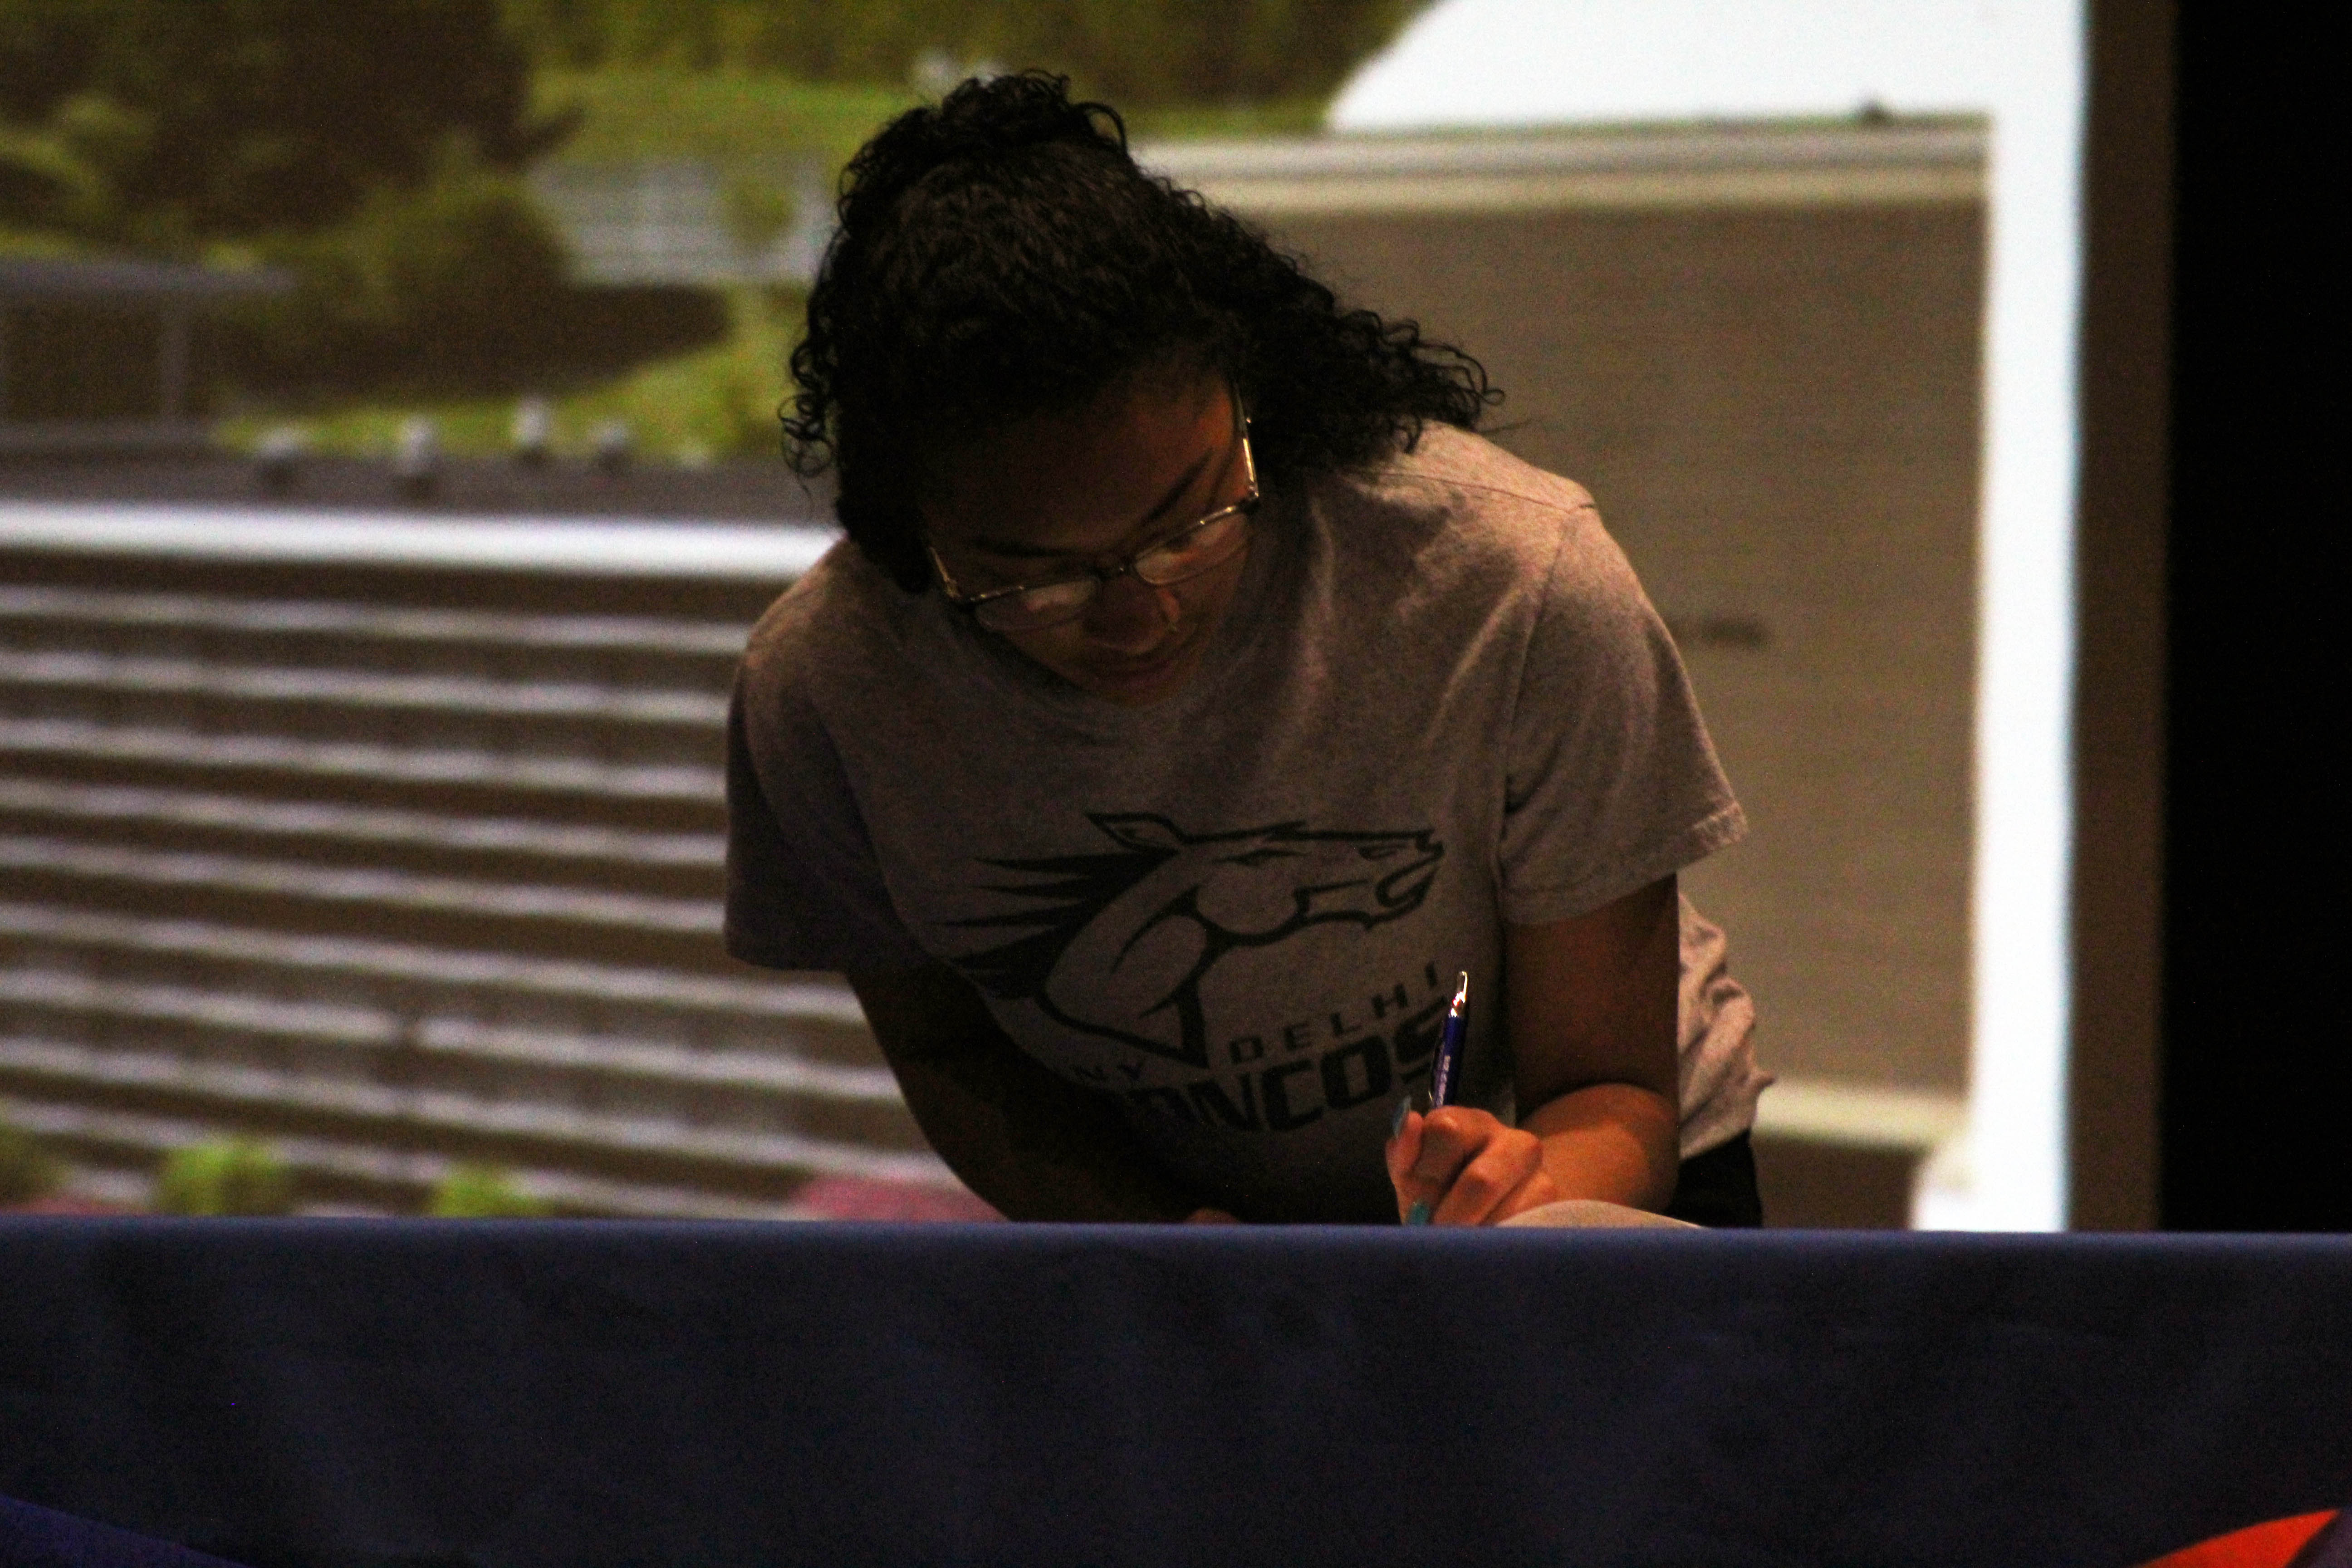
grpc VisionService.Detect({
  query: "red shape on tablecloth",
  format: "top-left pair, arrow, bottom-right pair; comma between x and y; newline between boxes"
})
2140,1510 -> 2342,1568
3,1195 -> 137,1215
790,1175 -> 1001,1221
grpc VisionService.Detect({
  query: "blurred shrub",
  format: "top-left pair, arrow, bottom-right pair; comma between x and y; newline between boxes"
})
0,1117 -> 62,1206
217,165 -> 727,400
551,285 -> 737,386
558,284 -> 792,458
428,1164 -> 550,1218
153,1137 -> 296,1217
223,166 -> 562,393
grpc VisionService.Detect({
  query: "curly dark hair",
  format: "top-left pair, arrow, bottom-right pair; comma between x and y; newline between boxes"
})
783,71 -> 1499,592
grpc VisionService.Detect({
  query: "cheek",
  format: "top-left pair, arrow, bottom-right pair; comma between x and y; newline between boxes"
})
1171,547 -> 1250,627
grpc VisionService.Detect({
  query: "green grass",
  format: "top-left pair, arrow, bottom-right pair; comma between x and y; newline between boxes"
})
539,69 -> 1335,170
0,225 -> 87,260
539,70 -> 922,170
1124,99 -> 1331,141
214,72 -> 869,456
218,286 -> 799,462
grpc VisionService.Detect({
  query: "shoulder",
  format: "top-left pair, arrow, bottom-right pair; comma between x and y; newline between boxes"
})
733,535 -> 956,780
739,534 -> 925,712
1307,425 -> 1623,616
1365,423 -> 1602,524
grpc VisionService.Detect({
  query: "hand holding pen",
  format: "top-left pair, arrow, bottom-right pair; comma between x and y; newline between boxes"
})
1385,970 -> 1567,1226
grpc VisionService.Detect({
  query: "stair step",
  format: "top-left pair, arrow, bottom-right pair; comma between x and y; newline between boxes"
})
0,715 -> 724,803
0,900 -> 866,1040
0,777 -> 723,867
0,529 -> 937,1220
0,583 -> 753,657
0,648 -> 730,727
0,833 -> 722,932
0,1039 -> 940,1184
0,969 -> 897,1102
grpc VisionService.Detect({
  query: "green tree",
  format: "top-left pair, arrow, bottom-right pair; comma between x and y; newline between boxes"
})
0,0 -> 572,249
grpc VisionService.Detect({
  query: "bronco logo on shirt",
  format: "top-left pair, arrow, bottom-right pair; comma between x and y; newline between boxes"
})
950,812 -> 1444,1069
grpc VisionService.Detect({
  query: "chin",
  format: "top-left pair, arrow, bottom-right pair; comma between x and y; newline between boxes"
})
1070,640 -> 1201,706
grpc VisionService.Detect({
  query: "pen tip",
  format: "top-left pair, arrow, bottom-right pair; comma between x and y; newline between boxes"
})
1451,970 -> 1470,1008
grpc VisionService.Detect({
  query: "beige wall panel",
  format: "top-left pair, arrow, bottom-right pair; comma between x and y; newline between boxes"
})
1245,204 -> 1984,1092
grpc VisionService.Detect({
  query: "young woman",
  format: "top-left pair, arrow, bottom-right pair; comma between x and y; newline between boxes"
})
725,73 -> 1769,1226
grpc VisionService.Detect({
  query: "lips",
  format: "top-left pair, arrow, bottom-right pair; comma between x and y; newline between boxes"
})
1091,647 -> 1181,681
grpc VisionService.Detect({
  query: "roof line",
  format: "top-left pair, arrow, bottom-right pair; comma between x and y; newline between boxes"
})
1137,120 -> 1986,212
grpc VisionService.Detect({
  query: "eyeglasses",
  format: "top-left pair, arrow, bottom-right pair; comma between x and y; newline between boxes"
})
928,412 -> 1259,634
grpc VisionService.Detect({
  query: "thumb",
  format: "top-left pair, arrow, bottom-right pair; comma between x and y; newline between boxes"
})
1386,1094 -> 1430,1220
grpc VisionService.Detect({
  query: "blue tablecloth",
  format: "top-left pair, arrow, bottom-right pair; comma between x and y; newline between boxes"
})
1,1220 -> 2346,1568
0,1491 -> 249,1567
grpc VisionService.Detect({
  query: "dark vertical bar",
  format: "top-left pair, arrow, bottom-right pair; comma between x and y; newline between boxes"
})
2068,0 -> 2174,1230
2161,1 -> 2340,1229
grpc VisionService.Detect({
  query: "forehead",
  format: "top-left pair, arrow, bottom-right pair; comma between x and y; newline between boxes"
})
921,371 -> 1231,559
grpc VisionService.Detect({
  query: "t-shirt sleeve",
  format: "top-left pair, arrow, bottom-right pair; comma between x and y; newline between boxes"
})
1496,506 -> 1746,925
723,659 -> 932,974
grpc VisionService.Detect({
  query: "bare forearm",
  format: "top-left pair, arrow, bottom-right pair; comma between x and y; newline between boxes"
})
1504,878 -> 1684,1214
1520,1082 -> 1681,1211
847,965 -> 1201,1222
891,1047 -> 1200,1222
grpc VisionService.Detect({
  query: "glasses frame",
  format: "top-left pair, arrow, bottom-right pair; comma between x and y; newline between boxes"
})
928,400 -> 1259,634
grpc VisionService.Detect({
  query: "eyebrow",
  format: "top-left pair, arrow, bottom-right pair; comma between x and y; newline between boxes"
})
966,447 -> 1217,562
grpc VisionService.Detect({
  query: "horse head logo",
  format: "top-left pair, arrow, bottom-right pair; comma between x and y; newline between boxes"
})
951,813 -> 1443,1068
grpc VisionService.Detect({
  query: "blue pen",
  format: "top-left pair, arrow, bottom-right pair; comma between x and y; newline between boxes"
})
1429,970 -> 1470,1108
1401,971 -> 1472,1225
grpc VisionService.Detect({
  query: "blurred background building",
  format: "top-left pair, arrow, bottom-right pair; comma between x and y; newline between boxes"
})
1,0 -> 2083,1227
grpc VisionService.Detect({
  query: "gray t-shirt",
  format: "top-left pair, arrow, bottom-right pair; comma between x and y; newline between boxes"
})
726,426 -> 1769,1221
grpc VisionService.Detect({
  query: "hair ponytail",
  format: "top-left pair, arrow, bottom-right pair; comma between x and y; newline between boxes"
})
834,73 -> 1130,240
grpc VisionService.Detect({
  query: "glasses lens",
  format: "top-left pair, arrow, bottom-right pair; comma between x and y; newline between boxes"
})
1134,509 -> 1251,587
973,577 -> 1098,632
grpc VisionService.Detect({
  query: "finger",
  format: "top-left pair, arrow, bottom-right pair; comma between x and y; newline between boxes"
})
1409,1106 -> 1502,1186
1400,1107 -> 1486,1225
1387,1100 -> 1431,1222
1485,1168 -> 1566,1227
1431,1134 -> 1546,1227
1386,1093 -> 1418,1158
1406,1108 -> 1503,1224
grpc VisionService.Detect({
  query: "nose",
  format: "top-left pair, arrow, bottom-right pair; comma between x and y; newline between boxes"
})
1081,569 -> 1178,653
